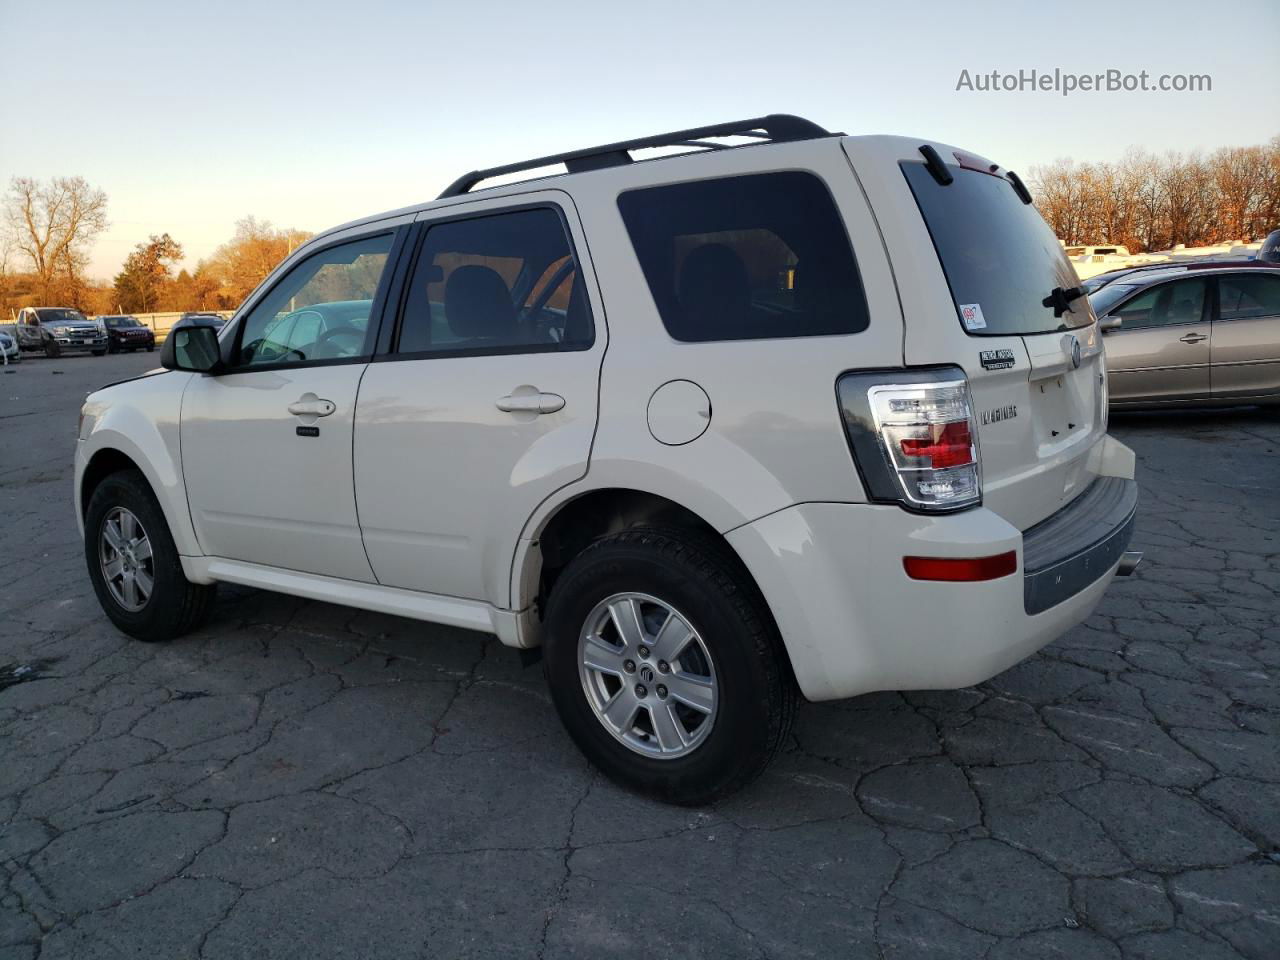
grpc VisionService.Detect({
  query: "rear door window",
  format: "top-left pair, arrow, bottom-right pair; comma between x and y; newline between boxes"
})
1218,274 -> 1280,320
617,171 -> 869,343
395,207 -> 593,356
902,162 -> 1094,336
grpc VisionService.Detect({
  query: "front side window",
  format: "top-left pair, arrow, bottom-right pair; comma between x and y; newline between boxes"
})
618,172 -> 868,343
1113,278 -> 1206,330
395,207 -> 593,356
234,233 -> 393,368
1218,274 -> 1280,320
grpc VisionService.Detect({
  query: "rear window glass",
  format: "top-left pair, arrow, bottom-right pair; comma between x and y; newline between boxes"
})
902,162 -> 1094,336
617,171 -> 869,343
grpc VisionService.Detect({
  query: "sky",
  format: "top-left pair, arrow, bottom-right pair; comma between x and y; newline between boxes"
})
2,0 -> 1277,281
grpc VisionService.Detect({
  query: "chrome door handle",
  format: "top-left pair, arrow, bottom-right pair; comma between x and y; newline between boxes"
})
287,398 -> 336,417
1179,333 -> 1207,344
496,392 -> 565,414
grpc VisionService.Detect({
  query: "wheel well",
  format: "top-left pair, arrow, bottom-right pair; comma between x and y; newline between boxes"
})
532,489 -> 751,610
80,449 -> 141,518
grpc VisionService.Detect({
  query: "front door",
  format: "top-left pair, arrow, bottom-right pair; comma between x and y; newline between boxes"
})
1103,277 -> 1212,404
181,229 -> 400,582
1211,272 -> 1280,400
354,194 -> 605,607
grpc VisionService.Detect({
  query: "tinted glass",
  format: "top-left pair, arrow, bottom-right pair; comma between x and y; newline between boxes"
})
396,208 -> 592,355
1218,274 -> 1280,320
617,172 -> 868,343
902,162 -> 1093,336
1089,282 -> 1142,317
234,233 -> 392,367
1112,278 -> 1206,330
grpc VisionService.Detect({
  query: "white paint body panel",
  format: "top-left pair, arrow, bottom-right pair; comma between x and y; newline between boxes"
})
181,363 -> 375,582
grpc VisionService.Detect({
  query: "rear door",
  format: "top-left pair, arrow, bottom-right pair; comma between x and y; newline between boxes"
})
1211,271 -> 1280,400
842,137 -> 1106,530
1101,278 -> 1212,403
353,192 -> 605,607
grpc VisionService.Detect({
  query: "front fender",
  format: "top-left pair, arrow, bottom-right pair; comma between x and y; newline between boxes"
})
76,371 -> 200,556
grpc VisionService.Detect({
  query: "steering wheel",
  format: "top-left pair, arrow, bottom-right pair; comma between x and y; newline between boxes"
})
315,324 -> 365,357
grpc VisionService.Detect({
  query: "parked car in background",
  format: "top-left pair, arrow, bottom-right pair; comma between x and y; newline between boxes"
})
173,312 -> 228,331
102,315 -> 156,353
14,307 -> 107,357
1258,229 -> 1280,263
1083,258 -> 1272,295
1091,265 -> 1280,407
75,115 -> 1141,803
0,329 -> 20,364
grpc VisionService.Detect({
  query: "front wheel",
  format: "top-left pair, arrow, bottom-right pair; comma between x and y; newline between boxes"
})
44,341 -> 61,358
91,349 -> 106,357
84,469 -> 216,641
543,527 -> 796,805
145,345 -> 155,352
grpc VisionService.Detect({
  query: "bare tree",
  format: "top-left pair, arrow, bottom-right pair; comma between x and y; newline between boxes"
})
3,176 -> 108,304
1029,137 -> 1280,252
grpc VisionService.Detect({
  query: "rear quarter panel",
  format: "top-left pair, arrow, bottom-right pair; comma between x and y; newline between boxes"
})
549,138 -> 905,532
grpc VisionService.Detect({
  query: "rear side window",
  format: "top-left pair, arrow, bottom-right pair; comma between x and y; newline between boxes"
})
395,207 -> 593,356
1218,274 -> 1280,320
617,172 -> 869,343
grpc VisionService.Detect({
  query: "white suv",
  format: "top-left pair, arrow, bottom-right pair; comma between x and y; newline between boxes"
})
75,116 -> 1140,803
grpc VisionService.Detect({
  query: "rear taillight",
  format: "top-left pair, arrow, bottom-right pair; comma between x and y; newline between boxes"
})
837,367 -> 982,512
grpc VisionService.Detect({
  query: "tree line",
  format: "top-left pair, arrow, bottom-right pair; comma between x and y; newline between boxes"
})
2,176 -> 311,317
1028,136 -> 1280,253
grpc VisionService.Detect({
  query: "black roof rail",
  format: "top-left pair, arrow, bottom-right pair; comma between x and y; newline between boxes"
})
437,114 -> 834,199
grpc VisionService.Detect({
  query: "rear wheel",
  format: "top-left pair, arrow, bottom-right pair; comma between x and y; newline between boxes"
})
543,527 -> 795,805
84,470 -> 215,641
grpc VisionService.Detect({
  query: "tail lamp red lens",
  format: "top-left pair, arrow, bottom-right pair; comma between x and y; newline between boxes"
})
903,551 -> 1018,582
899,421 -> 975,469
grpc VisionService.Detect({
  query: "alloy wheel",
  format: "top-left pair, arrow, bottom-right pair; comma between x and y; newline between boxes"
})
578,592 -> 718,759
99,506 -> 154,612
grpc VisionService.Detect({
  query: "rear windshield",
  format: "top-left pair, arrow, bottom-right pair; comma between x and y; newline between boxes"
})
902,162 -> 1094,336
618,171 -> 869,343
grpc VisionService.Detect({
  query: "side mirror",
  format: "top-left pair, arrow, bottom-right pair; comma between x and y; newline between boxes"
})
161,325 -> 222,373
1099,315 -> 1122,332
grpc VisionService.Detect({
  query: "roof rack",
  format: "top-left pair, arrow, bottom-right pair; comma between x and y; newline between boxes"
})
437,114 -> 834,199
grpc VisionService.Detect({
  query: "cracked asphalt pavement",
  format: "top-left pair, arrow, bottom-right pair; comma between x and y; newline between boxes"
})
2,352 -> 1278,959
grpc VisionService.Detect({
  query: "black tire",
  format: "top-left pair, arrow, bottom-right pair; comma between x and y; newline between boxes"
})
91,349 -> 106,357
84,469 -> 215,642
543,527 -> 796,805
146,345 -> 155,352
107,341 -> 118,354
44,341 -> 60,358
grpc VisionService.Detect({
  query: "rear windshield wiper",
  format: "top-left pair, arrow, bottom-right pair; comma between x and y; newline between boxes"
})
1042,285 -> 1085,318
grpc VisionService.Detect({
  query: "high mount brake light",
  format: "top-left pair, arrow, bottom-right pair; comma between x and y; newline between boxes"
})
836,367 -> 982,512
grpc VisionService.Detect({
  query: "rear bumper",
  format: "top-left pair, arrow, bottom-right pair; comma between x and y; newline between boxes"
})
1023,476 -> 1137,615
727,441 -> 1138,701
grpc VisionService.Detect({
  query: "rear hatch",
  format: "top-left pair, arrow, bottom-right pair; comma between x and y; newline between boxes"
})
842,136 -> 1105,531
